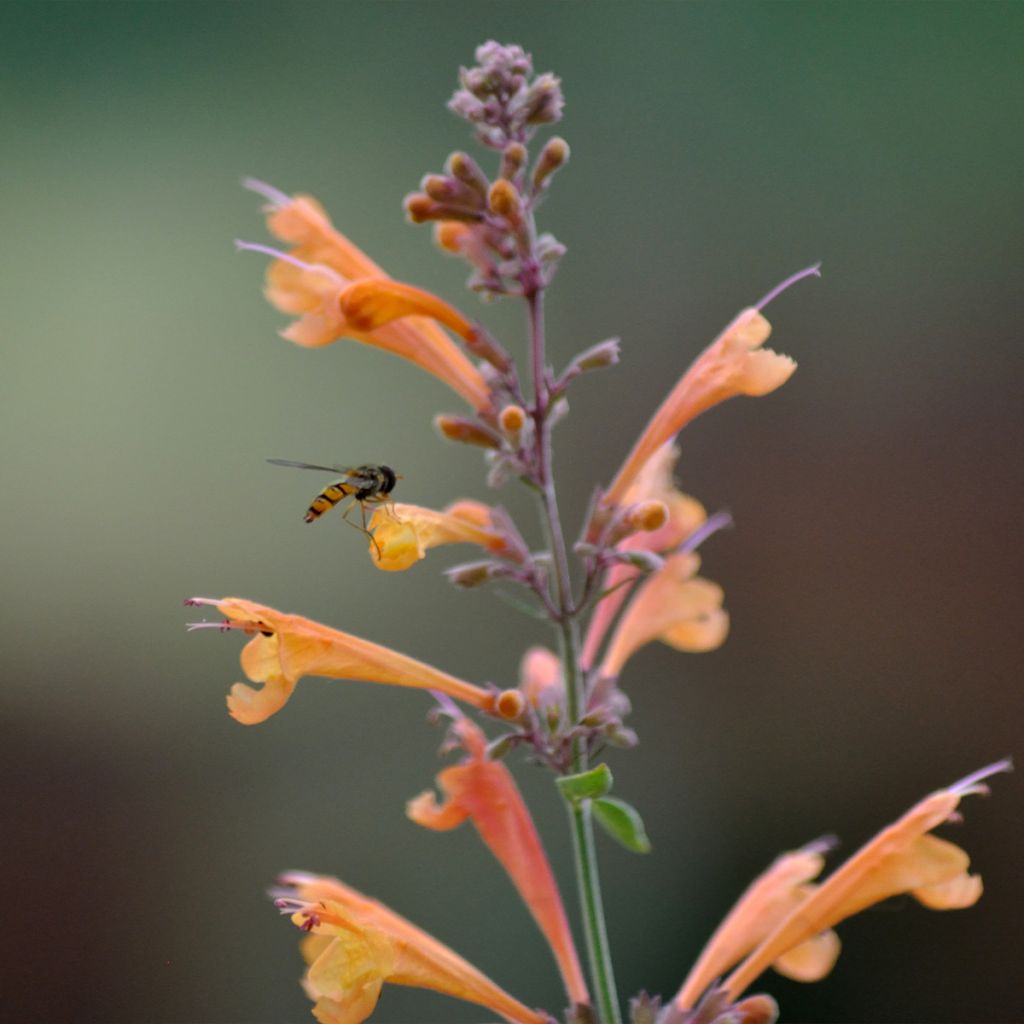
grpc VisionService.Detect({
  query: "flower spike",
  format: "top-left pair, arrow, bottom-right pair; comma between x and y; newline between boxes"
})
273,872 -> 549,1024
408,716 -> 589,1005
186,597 -> 496,724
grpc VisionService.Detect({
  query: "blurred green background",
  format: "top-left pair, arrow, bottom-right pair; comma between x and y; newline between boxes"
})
2,3 -> 1021,1022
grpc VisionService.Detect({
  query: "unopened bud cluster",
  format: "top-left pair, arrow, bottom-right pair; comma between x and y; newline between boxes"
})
405,42 -> 569,298
448,41 -> 564,149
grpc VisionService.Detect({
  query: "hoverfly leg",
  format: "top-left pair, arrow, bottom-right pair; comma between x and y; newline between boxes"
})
340,498 -> 382,561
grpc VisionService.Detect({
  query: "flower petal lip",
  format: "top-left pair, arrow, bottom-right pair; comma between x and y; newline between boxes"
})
366,501 -> 508,571
187,597 -> 496,723
241,179 -> 492,412
720,759 -> 1012,1002
407,717 -> 589,1005
273,871 -> 548,1024
598,552 -> 729,679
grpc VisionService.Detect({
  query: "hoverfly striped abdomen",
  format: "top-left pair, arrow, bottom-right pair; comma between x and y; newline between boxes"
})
303,481 -> 356,523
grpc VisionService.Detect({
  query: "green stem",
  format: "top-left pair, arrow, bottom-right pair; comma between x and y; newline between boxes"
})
527,289 -> 621,1024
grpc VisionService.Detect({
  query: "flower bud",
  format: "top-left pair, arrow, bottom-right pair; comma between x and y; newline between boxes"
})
444,559 -> 503,589
406,193 -> 484,225
485,733 -> 517,761
574,337 -> 621,372
446,151 -> 489,197
488,179 -> 522,225
611,549 -> 665,573
500,142 -> 527,181
496,688 -> 526,721
532,136 -> 570,191
404,192 -> 439,223
434,414 -> 502,449
524,72 -> 564,124
433,221 -> 471,254
499,404 -> 527,447
422,174 -> 483,209
731,995 -> 780,1024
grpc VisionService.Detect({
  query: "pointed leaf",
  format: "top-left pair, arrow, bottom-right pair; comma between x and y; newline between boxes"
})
593,797 -> 651,854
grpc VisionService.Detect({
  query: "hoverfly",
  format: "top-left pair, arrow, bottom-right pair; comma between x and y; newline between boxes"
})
267,459 -> 401,557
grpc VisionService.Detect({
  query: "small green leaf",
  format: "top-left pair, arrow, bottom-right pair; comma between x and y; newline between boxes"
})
593,796 -> 651,854
556,763 -> 613,803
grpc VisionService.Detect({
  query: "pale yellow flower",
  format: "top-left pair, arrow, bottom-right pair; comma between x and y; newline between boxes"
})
366,500 -> 508,571
275,872 -> 548,1024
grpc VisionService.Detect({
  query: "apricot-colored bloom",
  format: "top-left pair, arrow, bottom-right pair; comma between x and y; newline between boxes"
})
673,840 -> 839,1010
275,871 -> 547,1024
603,309 -> 795,507
520,646 -> 564,711
676,760 -> 1012,1007
407,717 -> 589,1005
186,597 -> 495,724
598,552 -> 728,679
581,443 -> 707,671
366,500 -> 508,571
244,179 -> 491,412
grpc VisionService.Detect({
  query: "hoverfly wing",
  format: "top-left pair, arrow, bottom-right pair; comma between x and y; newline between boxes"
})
267,458 -> 355,475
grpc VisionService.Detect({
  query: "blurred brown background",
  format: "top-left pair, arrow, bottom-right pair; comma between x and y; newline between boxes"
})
1,3 -> 1021,1022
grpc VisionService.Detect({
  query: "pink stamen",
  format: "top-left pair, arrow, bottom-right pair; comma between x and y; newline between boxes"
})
234,240 -> 343,285
242,177 -> 292,209
679,511 -> 733,554
430,690 -> 463,718
948,757 -> 1012,796
183,597 -> 218,607
803,834 -> 839,857
754,262 -> 822,312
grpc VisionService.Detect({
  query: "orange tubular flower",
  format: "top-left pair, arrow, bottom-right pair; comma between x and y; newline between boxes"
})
274,872 -> 548,1024
242,179 -> 491,413
581,443 -> 707,671
407,717 -> 589,1006
185,597 -> 495,724
669,760 -> 1011,1009
366,500 -> 508,571
603,293 -> 803,508
673,840 -> 839,1011
598,552 -> 728,679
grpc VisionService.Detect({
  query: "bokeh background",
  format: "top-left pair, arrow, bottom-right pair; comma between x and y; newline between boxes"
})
2,3 -> 1021,1022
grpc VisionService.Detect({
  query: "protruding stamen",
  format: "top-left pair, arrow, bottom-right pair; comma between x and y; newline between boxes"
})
233,240 -> 341,283
430,690 -> 463,719
273,896 -> 310,915
184,596 -> 218,607
802,834 -> 839,857
754,262 -> 822,312
679,511 -> 734,554
185,619 -> 236,633
241,177 -> 291,209
949,757 -> 1013,796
